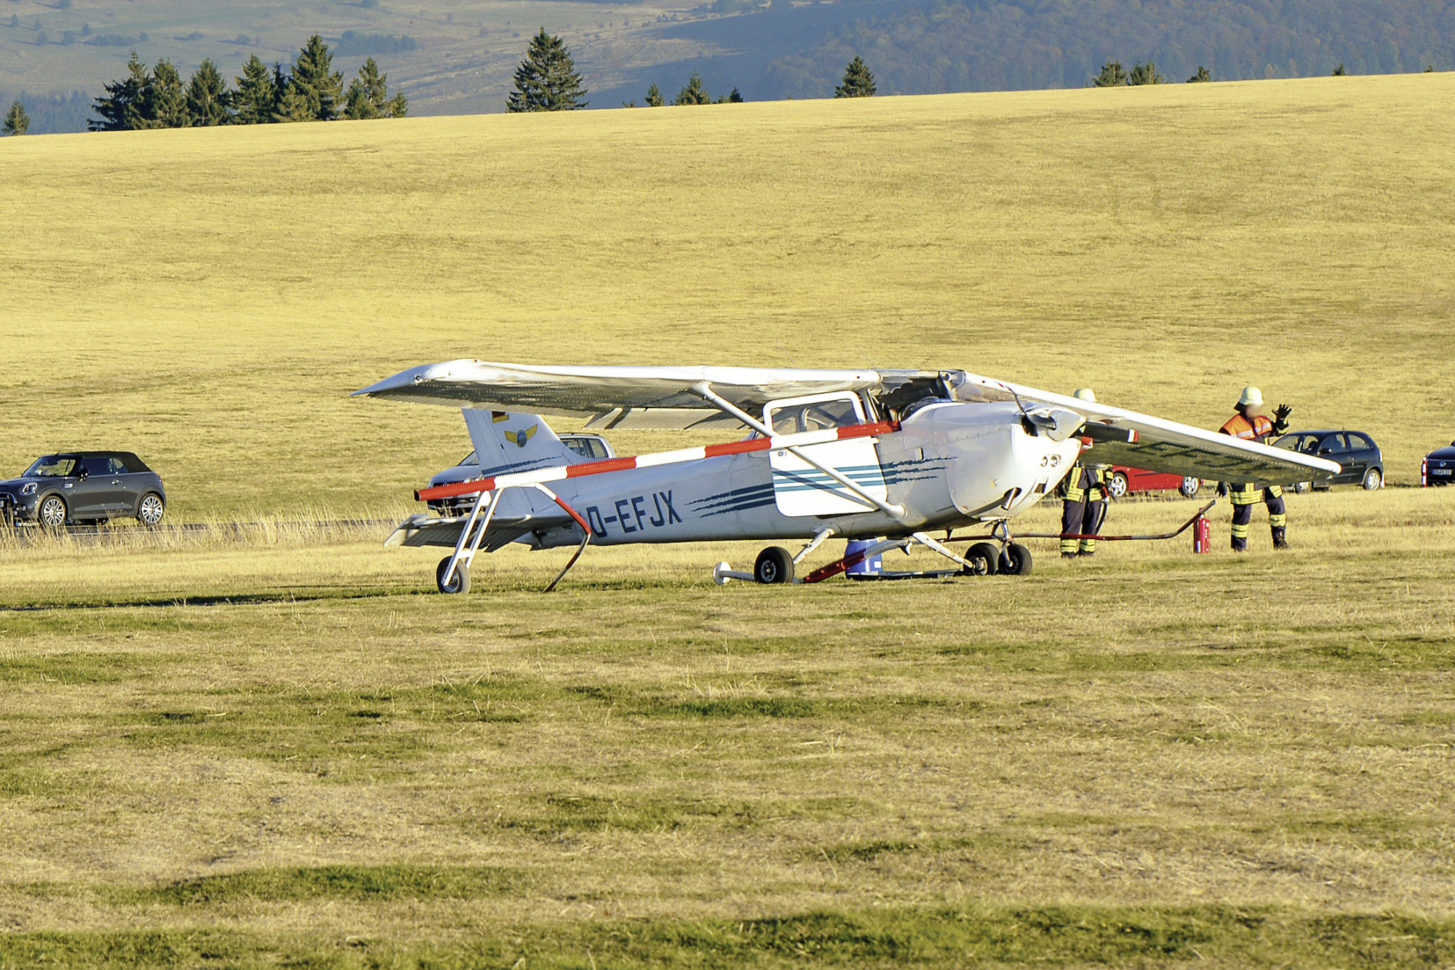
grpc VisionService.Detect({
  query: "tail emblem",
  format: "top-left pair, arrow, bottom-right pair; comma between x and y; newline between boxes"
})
505,424 -> 538,448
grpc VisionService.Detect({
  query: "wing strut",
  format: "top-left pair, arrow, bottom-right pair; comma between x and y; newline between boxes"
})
689,382 -> 907,520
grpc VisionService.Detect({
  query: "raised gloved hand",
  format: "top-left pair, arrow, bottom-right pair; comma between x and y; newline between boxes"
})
1273,403 -> 1292,433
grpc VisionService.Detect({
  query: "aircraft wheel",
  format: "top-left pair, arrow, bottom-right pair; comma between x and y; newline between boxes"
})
436,557 -> 470,594
1179,477 -> 1201,498
998,542 -> 1033,576
1106,472 -> 1129,500
963,541 -> 999,576
38,494 -> 68,528
753,546 -> 795,584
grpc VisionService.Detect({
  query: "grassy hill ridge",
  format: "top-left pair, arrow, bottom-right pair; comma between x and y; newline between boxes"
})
3,72 -> 1453,517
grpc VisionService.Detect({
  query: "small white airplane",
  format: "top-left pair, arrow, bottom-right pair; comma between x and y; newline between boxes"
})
353,361 -> 1340,592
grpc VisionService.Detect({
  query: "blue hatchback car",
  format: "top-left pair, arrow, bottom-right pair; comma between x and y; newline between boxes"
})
1423,440 -> 1455,486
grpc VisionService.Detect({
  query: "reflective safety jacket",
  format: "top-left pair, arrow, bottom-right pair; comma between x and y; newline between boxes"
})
1220,411 -> 1274,443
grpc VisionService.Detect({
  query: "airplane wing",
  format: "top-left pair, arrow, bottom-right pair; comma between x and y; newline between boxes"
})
353,359 -> 932,430
354,360 -> 1339,485
950,373 -> 1341,486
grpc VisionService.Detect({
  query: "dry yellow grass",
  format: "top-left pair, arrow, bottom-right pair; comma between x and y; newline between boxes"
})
4,72 -> 1454,519
3,75 -> 1455,967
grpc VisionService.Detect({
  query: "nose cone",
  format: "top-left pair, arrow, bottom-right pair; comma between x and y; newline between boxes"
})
912,401 -> 1080,518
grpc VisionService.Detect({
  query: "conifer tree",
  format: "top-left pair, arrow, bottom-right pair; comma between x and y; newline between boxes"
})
344,57 -> 407,119
233,55 -> 277,124
185,58 -> 231,126
835,56 -> 876,97
674,71 -> 710,105
284,34 -> 343,121
1188,65 -> 1213,82
644,82 -> 664,107
3,99 -> 28,135
506,28 -> 587,112
143,58 -> 189,127
1093,61 -> 1128,86
89,52 -> 150,130
1127,61 -> 1165,85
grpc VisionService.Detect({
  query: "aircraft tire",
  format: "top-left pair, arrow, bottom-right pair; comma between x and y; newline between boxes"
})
963,542 -> 999,576
753,546 -> 795,584
998,542 -> 1033,576
436,557 -> 470,594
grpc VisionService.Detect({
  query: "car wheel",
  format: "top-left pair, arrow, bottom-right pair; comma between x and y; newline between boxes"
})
1179,477 -> 1200,498
136,492 -> 165,526
1293,481 -> 1310,494
1362,467 -> 1383,490
753,546 -> 795,584
1106,472 -> 1129,500
37,494 -> 67,528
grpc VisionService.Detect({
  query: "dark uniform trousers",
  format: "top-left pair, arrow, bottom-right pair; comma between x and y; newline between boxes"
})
1061,464 -> 1107,557
1229,483 -> 1286,550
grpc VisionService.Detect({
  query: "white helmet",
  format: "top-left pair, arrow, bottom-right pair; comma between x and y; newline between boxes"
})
1237,386 -> 1263,407
1073,388 -> 1096,403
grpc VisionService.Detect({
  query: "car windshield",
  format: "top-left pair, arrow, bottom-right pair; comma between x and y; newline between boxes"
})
22,455 -> 77,477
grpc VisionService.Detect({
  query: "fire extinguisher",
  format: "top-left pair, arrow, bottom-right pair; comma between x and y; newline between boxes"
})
1193,514 -> 1211,554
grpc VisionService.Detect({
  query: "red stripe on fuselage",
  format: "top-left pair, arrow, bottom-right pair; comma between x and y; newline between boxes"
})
414,420 -> 900,503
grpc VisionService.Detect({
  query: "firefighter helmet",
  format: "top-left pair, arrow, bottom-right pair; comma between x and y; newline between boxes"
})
1073,388 -> 1096,403
1237,386 -> 1263,408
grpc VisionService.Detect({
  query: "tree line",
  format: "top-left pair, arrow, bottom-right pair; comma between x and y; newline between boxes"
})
757,0 -> 1452,99
87,34 -> 405,131
508,29 -> 875,112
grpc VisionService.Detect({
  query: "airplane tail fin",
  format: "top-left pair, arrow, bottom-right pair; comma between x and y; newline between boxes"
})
461,408 -> 580,477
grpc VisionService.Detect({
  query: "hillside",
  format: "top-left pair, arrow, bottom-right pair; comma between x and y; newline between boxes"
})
2,72 -> 1452,518
1,0 -> 1453,132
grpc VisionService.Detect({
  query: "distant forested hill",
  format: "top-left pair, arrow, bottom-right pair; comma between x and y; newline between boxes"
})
750,0 -> 1455,98
2,0 -> 1451,133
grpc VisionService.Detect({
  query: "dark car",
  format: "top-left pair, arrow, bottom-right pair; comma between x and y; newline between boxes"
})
0,452 -> 166,527
1105,466 -> 1201,500
1422,440 -> 1455,486
1273,430 -> 1383,491
426,433 -> 614,515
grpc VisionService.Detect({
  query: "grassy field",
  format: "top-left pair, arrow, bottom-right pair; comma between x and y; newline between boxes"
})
3,74 -> 1455,966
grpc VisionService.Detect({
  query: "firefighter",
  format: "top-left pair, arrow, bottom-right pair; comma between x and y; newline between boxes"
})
1061,388 -> 1108,558
1218,386 -> 1293,550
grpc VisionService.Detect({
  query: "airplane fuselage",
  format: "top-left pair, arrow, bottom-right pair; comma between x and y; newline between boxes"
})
518,401 -> 1081,549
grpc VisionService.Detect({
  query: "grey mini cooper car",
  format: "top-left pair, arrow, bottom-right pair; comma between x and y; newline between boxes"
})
0,452 -> 166,527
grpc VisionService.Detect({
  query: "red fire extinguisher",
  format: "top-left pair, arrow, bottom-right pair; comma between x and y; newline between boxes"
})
1193,514 -> 1210,554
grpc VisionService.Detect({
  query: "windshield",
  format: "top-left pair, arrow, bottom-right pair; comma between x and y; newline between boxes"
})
23,455 -> 76,477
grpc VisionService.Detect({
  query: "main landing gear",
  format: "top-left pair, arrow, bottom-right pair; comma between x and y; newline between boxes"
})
713,529 -> 1033,585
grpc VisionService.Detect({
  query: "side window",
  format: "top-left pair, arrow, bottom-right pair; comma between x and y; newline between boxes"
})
1351,434 -> 1374,451
1322,434 -> 1349,454
764,393 -> 865,435
80,456 -> 110,477
108,458 -> 129,475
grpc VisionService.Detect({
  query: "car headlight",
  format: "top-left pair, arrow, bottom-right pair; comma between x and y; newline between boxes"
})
20,482 -> 36,496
